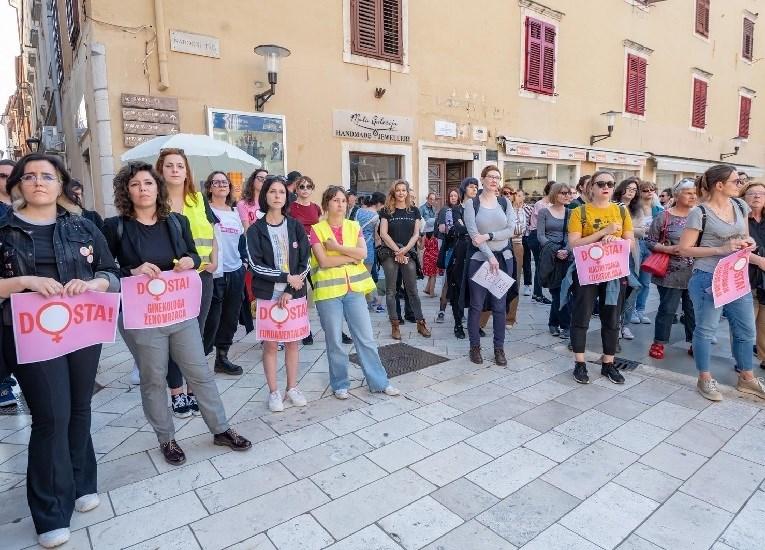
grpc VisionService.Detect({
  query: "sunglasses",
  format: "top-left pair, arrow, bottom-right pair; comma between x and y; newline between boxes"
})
0,174 -> 8,179
641,189 -> 655,193
298,184 -> 314,190
594,181 -> 615,188
160,148 -> 185,155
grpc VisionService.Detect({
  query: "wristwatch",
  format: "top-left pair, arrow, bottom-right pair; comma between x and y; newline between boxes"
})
488,232 -> 494,241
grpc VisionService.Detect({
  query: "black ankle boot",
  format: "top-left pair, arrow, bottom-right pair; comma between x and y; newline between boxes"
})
214,348 -> 243,375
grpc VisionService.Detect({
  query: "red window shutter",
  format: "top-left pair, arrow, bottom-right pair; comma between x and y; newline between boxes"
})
739,96 -> 752,138
524,17 -> 543,93
351,0 -> 380,58
743,18 -> 755,60
625,54 -> 647,115
695,0 -> 710,37
541,23 -> 556,94
691,78 -> 708,129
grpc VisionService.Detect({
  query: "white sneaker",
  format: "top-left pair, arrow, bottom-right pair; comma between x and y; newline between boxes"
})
74,493 -> 100,512
286,387 -> 307,407
334,389 -> 349,400
129,363 -> 140,385
523,285 -> 532,296
621,326 -> 635,340
629,312 -> 641,324
638,312 -> 652,324
383,386 -> 400,396
38,528 -> 70,548
268,391 -> 284,412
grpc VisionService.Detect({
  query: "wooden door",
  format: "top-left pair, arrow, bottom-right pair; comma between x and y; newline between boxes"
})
446,161 -> 468,197
427,159 -> 446,201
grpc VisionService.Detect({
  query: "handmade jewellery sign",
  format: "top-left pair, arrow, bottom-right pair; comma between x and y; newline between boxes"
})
121,271 -> 202,329
712,250 -> 750,308
11,291 -> 120,364
255,297 -> 310,342
573,239 -> 630,285
470,261 -> 515,299
333,110 -> 413,143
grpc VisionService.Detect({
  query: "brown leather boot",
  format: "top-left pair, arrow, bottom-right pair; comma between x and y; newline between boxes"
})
416,319 -> 431,337
391,320 -> 401,340
469,346 -> 483,365
494,348 -> 507,366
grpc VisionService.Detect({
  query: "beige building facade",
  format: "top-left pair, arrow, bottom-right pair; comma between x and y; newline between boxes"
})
8,0 -> 765,214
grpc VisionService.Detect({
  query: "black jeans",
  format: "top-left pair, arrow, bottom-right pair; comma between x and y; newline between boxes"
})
167,270 -> 214,389
467,257 -> 511,348
570,274 -> 626,356
521,235 -> 532,286
527,230 -> 543,296
655,286 -> 695,344
3,327 -> 99,534
203,266 -> 246,354
549,287 -> 571,330
382,256 -> 423,321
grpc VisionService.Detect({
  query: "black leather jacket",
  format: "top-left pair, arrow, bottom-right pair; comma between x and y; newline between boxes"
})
0,208 -> 120,292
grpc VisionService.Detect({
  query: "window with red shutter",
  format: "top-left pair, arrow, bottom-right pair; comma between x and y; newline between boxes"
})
743,18 -> 755,60
695,0 -> 710,37
625,54 -> 647,116
739,96 -> 752,138
523,17 -> 556,95
691,78 -> 708,129
351,0 -> 403,64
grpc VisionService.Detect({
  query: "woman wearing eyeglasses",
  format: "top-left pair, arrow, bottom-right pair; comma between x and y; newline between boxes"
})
237,169 -> 268,230
743,181 -> 765,371
679,165 -> 765,401
567,170 -> 633,385
202,172 -> 246,376
0,154 -> 119,548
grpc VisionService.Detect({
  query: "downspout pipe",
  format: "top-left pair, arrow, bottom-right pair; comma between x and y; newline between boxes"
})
154,0 -> 169,91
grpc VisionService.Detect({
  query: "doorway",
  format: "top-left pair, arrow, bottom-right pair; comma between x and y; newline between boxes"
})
427,159 -> 471,203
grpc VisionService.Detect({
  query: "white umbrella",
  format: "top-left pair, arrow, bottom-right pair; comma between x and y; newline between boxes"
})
120,134 -> 262,179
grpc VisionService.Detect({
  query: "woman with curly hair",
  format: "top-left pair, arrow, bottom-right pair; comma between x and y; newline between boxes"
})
237,168 -> 268,229
104,162 -> 251,466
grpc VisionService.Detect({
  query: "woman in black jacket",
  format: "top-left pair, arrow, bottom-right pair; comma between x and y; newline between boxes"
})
247,177 -> 311,413
104,162 -> 251,468
448,177 -> 480,339
0,154 -> 120,548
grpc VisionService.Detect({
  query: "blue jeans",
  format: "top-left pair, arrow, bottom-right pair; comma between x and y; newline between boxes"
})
688,269 -> 754,374
635,239 -> 651,313
467,257 -> 512,348
315,292 -> 391,392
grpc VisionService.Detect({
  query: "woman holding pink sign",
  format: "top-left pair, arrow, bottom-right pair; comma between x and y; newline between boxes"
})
567,170 -> 633,385
106,162 -> 251,467
0,153 -> 120,548
246,177 -> 311,413
679,164 -> 765,402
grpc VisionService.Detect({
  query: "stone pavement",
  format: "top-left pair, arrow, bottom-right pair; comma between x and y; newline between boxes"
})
1,281 -> 765,549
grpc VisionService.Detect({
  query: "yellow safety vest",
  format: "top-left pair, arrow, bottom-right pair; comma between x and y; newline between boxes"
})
310,219 -> 375,301
183,192 -> 215,267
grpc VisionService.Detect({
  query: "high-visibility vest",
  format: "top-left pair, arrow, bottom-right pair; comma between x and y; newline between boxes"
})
310,219 -> 375,301
183,192 -> 214,267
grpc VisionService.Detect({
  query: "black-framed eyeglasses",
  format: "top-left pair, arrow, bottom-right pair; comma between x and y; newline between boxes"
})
559,191 -> 573,196
211,180 -> 230,187
594,181 -> 615,188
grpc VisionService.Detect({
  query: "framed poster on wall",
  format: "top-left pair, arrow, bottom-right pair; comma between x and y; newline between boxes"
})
206,108 -> 287,176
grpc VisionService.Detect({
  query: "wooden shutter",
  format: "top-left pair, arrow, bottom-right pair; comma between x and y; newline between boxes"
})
739,96 -> 752,138
743,18 -> 755,60
351,0 -> 402,64
541,23 -> 556,94
524,17 -> 544,94
625,54 -> 647,115
65,0 -> 81,48
695,0 -> 710,37
691,78 -> 708,129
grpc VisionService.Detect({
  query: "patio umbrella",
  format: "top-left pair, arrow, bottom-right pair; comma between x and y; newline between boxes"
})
120,133 -> 262,178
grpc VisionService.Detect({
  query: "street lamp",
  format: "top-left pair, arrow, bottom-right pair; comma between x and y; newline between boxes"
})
25,137 -> 40,152
590,111 -> 621,146
253,44 -> 291,112
720,136 -> 744,161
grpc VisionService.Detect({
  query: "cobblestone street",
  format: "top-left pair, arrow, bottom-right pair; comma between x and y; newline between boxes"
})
0,283 -> 763,549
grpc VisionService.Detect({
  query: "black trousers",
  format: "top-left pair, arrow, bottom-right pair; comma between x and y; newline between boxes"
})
521,235 -> 532,286
569,274 -> 626,356
3,327 -> 99,534
527,230 -> 543,296
203,266 -> 246,355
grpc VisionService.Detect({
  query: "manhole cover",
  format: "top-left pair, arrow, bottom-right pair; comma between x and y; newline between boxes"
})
350,343 -> 449,378
591,356 -> 641,371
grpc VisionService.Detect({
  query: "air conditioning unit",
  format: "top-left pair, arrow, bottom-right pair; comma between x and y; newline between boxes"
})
42,126 -> 65,153
27,51 -> 36,68
29,28 -> 39,49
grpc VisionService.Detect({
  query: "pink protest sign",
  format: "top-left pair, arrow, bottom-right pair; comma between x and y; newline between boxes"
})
121,270 -> 202,329
573,239 -> 630,285
712,250 -> 750,308
255,297 -> 310,342
10,291 -> 120,364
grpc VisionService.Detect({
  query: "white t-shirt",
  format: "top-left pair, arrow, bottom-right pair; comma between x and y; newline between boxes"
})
212,206 -> 244,275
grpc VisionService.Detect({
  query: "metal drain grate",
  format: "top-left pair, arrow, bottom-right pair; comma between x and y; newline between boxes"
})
350,342 -> 449,378
591,356 -> 641,371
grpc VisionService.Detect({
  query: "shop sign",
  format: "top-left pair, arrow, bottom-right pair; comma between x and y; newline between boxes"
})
472,126 -> 488,142
121,94 -> 178,111
122,108 -> 180,124
504,141 -> 586,161
170,30 -> 220,59
587,151 -> 646,166
333,110 -> 413,143
435,120 -> 457,137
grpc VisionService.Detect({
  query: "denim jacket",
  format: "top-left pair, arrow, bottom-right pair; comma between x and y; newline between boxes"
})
0,208 -> 121,302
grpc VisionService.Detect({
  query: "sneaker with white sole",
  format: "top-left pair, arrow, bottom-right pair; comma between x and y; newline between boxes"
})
523,285 -> 532,296
436,311 -> 445,323
286,387 -> 307,407
737,376 -> 765,400
621,326 -> 635,340
384,386 -> 400,396
74,493 -> 100,513
629,312 -> 641,324
38,528 -> 70,548
334,389 -> 350,400
697,378 -> 723,401
0,382 -> 16,407
129,363 -> 140,385
171,394 -> 191,418
268,391 -> 284,412
638,312 -> 652,324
